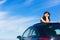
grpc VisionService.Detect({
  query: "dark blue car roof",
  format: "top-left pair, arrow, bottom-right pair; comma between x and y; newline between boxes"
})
30,23 -> 60,29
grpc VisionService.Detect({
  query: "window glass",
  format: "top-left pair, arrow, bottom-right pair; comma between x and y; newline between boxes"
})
55,29 -> 60,35
31,30 -> 36,36
23,28 -> 31,37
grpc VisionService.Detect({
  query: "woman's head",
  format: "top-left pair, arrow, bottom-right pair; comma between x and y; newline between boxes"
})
44,12 -> 50,17
43,11 -> 50,21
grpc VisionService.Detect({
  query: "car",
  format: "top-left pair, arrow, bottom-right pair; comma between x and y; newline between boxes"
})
17,23 -> 60,40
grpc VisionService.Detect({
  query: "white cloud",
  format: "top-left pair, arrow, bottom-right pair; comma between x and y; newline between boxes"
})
24,0 -> 33,5
1,17 -> 36,31
21,0 -> 34,7
44,0 -> 60,8
31,0 -> 60,14
0,12 -> 38,40
0,0 -> 7,5
0,16 -> 37,31
0,12 -> 8,19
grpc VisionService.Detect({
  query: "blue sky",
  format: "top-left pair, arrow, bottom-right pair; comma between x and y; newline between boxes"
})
0,0 -> 60,40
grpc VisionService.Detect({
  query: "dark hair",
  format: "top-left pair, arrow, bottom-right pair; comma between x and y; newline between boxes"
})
42,12 -> 50,21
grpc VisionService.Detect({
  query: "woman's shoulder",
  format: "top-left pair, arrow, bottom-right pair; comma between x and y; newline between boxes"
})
40,18 -> 43,22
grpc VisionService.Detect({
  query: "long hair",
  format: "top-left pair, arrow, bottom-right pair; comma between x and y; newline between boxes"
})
42,12 -> 50,21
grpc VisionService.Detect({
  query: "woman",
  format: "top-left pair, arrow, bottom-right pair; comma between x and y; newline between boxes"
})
40,12 -> 50,23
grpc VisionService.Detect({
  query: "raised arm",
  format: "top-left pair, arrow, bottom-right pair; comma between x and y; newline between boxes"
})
40,18 -> 50,23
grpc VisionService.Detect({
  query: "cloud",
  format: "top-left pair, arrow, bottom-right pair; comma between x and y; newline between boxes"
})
0,12 -> 8,19
0,16 -> 37,31
30,0 -> 60,14
1,17 -> 36,31
20,0 -> 34,7
24,0 -> 33,5
43,0 -> 60,8
0,11 -> 38,40
0,0 -> 7,5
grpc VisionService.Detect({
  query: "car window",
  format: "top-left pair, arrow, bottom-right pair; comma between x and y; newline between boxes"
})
32,31 -> 36,35
55,29 -> 60,35
22,28 -> 31,37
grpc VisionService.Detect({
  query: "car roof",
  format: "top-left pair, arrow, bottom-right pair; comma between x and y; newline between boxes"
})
30,23 -> 60,29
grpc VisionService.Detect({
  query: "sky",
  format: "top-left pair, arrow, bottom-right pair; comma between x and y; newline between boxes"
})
0,0 -> 60,40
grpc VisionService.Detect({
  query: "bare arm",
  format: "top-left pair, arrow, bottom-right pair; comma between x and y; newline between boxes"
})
40,18 -> 46,23
40,18 -> 50,23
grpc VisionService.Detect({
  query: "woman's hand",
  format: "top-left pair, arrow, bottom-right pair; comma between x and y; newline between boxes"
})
40,17 -> 50,23
46,17 -> 50,23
